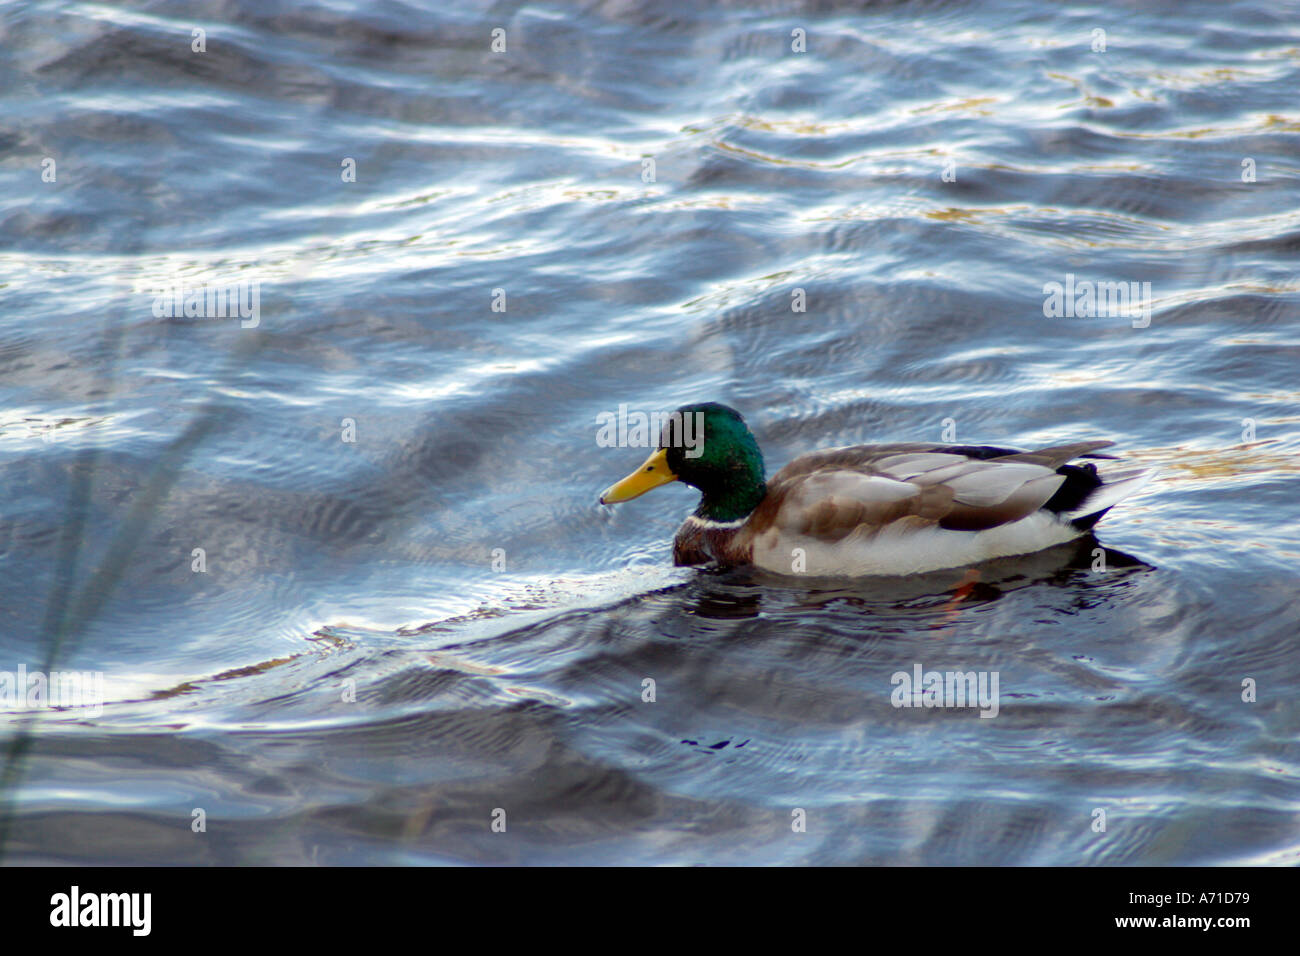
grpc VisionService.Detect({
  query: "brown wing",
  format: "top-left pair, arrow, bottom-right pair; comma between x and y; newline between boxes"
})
741,441 -> 1111,544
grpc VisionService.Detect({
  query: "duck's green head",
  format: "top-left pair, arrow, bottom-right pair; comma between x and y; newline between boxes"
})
598,402 -> 766,521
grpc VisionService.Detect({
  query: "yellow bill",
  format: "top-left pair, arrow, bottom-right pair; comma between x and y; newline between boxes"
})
599,447 -> 677,504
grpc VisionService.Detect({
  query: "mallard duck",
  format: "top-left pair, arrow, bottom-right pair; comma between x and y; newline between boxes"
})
599,402 -> 1156,576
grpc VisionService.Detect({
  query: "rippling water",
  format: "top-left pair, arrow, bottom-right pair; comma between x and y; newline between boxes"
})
2,0 -> 1298,865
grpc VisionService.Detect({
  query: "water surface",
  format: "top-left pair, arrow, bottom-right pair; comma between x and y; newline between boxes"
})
1,0 -> 1298,864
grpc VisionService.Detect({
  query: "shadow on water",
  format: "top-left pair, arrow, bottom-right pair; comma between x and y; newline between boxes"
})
671,537 -> 1154,623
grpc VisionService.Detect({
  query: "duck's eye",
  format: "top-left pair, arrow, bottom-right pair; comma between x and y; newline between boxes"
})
646,466 -> 655,472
